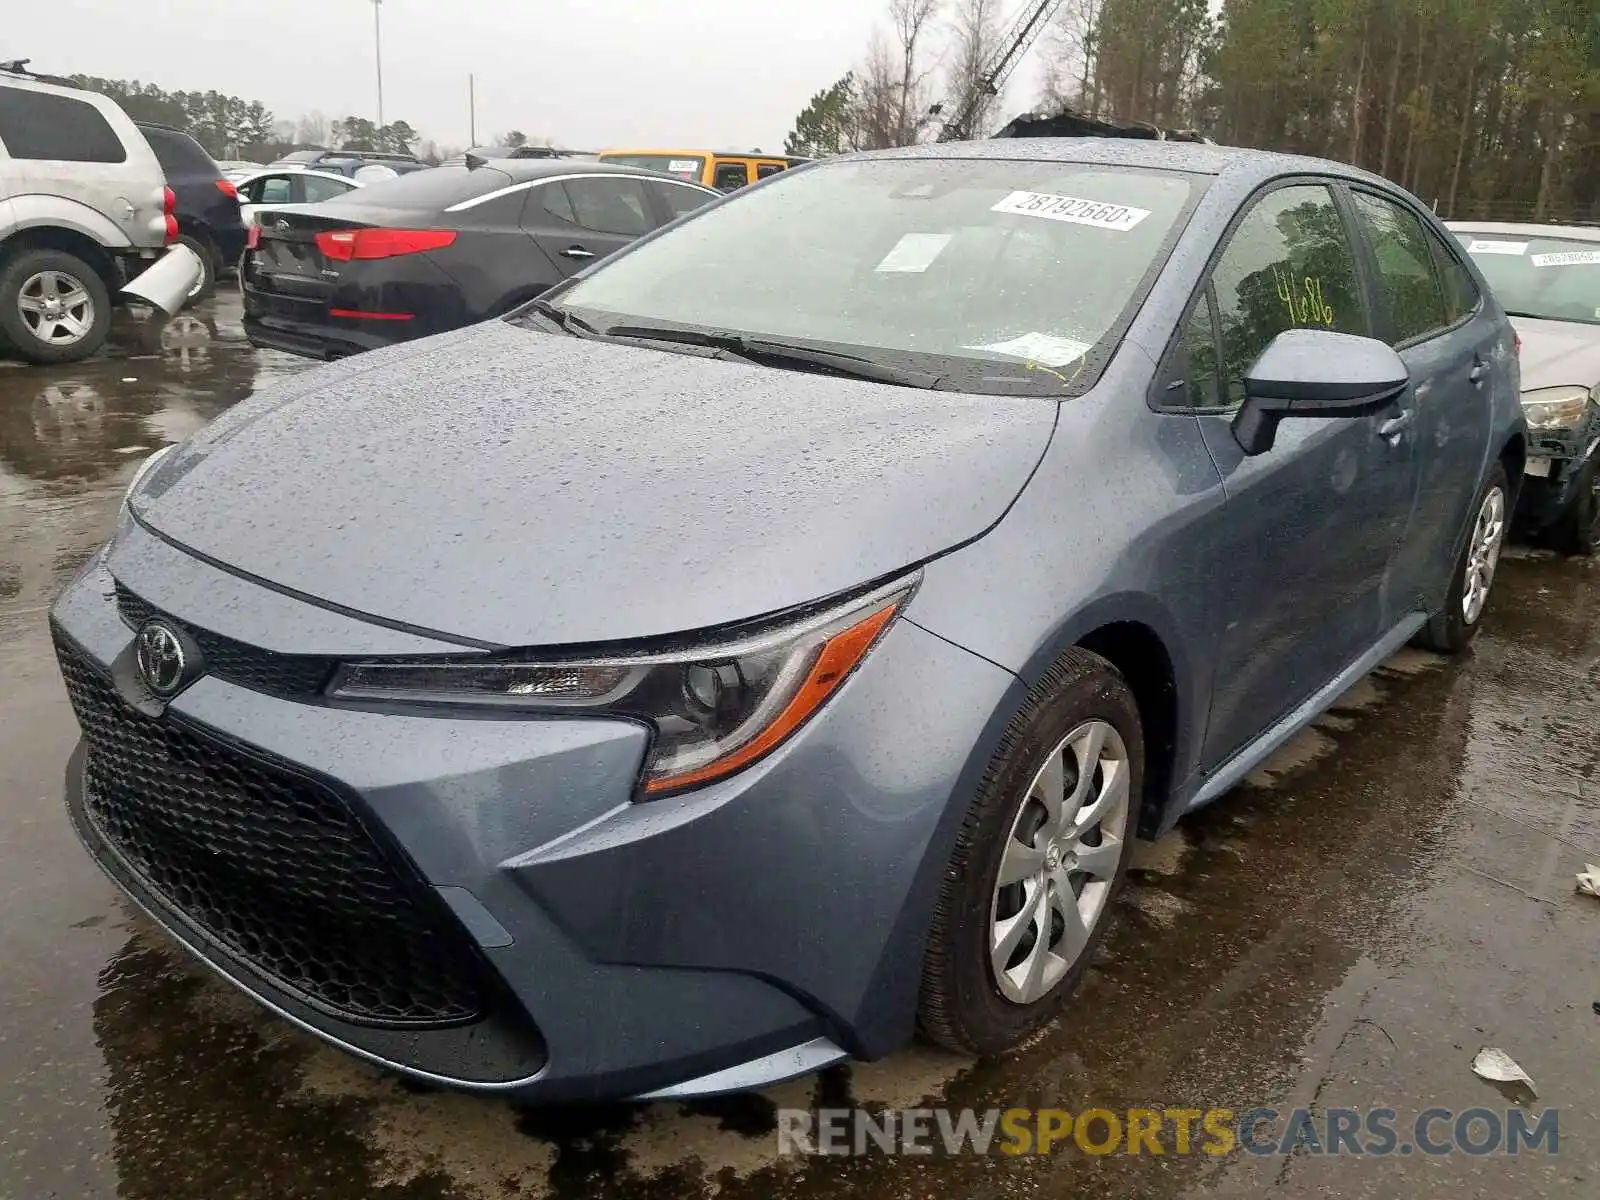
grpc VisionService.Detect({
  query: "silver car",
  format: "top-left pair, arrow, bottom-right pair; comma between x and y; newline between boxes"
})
0,64 -> 202,362
1450,221 -> 1600,553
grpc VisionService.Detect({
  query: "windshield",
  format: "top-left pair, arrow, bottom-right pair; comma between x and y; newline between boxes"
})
1456,232 -> 1600,325
600,153 -> 707,182
554,157 -> 1204,394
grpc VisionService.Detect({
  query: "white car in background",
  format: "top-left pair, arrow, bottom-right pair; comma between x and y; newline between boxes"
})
1451,220 -> 1600,553
233,168 -> 361,225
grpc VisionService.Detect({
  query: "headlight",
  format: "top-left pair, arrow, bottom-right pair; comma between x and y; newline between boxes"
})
328,577 -> 915,796
1520,385 -> 1593,430
123,442 -> 177,505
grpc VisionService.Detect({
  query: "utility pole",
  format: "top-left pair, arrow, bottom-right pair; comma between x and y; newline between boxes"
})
372,0 -> 385,128
468,73 -> 476,146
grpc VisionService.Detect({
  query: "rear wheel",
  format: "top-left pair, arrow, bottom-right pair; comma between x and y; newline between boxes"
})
1416,464 -> 1509,654
178,234 -> 217,305
0,249 -> 112,364
1547,458 -> 1598,557
918,648 -> 1142,1055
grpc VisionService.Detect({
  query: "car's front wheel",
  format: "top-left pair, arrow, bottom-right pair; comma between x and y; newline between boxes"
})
0,249 -> 113,364
1416,463 -> 1510,654
918,648 -> 1142,1055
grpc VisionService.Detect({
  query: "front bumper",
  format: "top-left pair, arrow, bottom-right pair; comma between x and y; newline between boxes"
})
51,522 -> 1017,1101
1515,427 -> 1598,529
121,244 -> 206,315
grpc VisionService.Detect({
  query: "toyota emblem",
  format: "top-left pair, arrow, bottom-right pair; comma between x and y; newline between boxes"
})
135,621 -> 187,696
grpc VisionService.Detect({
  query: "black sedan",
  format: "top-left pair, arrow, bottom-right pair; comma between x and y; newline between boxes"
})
241,160 -> 719,359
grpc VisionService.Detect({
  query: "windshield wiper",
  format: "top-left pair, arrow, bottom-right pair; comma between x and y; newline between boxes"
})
526,298 -> 601,337
600,323 -> 942,389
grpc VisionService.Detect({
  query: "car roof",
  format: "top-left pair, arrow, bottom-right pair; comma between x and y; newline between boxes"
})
237,167 -> 357,184
601,148 -> 805,162
473,158 -> 715,184
1445,220 -> 1600,243
843,137 -> 1401,186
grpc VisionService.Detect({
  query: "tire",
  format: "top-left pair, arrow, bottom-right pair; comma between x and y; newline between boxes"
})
917,647 -> 1143,1055
0,248 -> 113,364
1547,457 -> 1598,557
1416,463 -> 1510,654
178,234 -> 216,306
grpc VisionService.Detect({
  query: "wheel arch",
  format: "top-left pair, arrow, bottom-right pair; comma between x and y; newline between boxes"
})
0,226 -> 122,293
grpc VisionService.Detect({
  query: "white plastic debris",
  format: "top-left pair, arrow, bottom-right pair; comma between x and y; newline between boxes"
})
1576,865 -> 1600,898
121,376 -> 138,383
1472,1047 -> 1536,1095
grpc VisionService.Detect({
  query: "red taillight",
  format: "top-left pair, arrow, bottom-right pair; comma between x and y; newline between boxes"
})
314,228 -> 456,262
162,186 -> 178,245
215,178 -> 239,199
246,223 -> 261,250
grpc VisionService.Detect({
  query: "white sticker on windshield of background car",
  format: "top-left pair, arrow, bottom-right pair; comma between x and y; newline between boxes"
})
968,332 -> 1094,366
990,190 -> 1150,231
1530,250 -> 1600,268
874,233 -> 953,273
1467,240 -> 1528,255
668,159 -> 699,172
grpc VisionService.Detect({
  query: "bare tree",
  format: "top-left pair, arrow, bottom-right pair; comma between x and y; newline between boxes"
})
890,0 -> 943,144
294,110 -> 329,147
943,0 -> 1007,136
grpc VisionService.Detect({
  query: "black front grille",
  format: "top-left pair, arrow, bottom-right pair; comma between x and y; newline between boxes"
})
56,631 -> 488,1028
115,584 -> 333,699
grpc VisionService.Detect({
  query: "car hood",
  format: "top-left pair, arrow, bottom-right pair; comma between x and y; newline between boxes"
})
1511,316 -> 1600,392
131,322 -> 1056,648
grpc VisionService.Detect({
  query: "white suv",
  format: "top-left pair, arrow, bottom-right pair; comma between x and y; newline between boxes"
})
0,63 -> 200,362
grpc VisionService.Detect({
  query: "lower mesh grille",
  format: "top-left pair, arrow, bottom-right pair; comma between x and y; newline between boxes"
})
55,630 -> 488,1028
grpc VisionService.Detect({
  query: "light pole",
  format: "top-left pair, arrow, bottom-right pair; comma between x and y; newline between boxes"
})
371,0 -> 385,128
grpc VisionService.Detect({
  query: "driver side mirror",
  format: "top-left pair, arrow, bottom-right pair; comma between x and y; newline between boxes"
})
1232,329 -> 1409,456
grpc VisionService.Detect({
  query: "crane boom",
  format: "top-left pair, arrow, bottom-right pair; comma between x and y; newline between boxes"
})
938,0 -> 1066,142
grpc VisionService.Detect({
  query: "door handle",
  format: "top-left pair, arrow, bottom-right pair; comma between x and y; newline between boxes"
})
1468,362 -> 1487,384
1378,409 -> 1414,442
559,245 -> 596,260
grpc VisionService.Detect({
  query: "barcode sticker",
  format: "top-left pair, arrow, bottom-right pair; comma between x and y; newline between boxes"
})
991,191 -> 1150,231
1467,240 -> 1528,255
1530,250 -> 1600,268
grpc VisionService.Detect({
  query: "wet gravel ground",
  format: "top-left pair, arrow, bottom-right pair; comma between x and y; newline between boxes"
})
2,297 -> 1597,1198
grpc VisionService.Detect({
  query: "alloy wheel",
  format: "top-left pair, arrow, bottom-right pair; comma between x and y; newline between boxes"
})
1462,485 -> 1506,624
989,718 -> 1130,1005
17,270 -> 96,346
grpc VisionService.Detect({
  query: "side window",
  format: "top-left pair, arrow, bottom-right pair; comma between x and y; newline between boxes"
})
756,163 -> 785,180
539,181 -> 578,225
257,175 -> 293,205
565,177 -> 653,236
301,174 -> 351,204
651,181 -> 715,221
1351,192 -> 1449,343
1209,184 -> 1368,408
0,89 -> 127,163
1181,289 -> 1223,409
1424,226 -> 1480,323
713,161 -> 750,191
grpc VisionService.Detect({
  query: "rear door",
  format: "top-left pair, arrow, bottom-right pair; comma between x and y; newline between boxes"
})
1168,181 -> 1419,769
521,175 -> 656,276
1347,188 -> 1498,616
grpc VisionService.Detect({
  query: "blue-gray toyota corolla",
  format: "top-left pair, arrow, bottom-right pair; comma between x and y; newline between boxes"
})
52,140 -> 1525,1103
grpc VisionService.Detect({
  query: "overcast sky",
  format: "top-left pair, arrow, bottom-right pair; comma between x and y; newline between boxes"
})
15,0 -> 1051,152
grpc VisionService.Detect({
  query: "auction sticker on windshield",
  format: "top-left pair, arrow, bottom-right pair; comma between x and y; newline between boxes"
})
1467,240 -> 1527,255
1530,250 -> 1600,268
991,191 -> 1150,231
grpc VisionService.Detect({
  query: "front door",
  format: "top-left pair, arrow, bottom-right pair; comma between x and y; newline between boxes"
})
1347,188 -> 1499,619
1177,181 -> 1419,770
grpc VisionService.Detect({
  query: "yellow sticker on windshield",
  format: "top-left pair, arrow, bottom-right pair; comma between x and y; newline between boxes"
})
1274,267 -> 1334,326
990,191 -> 1150,231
